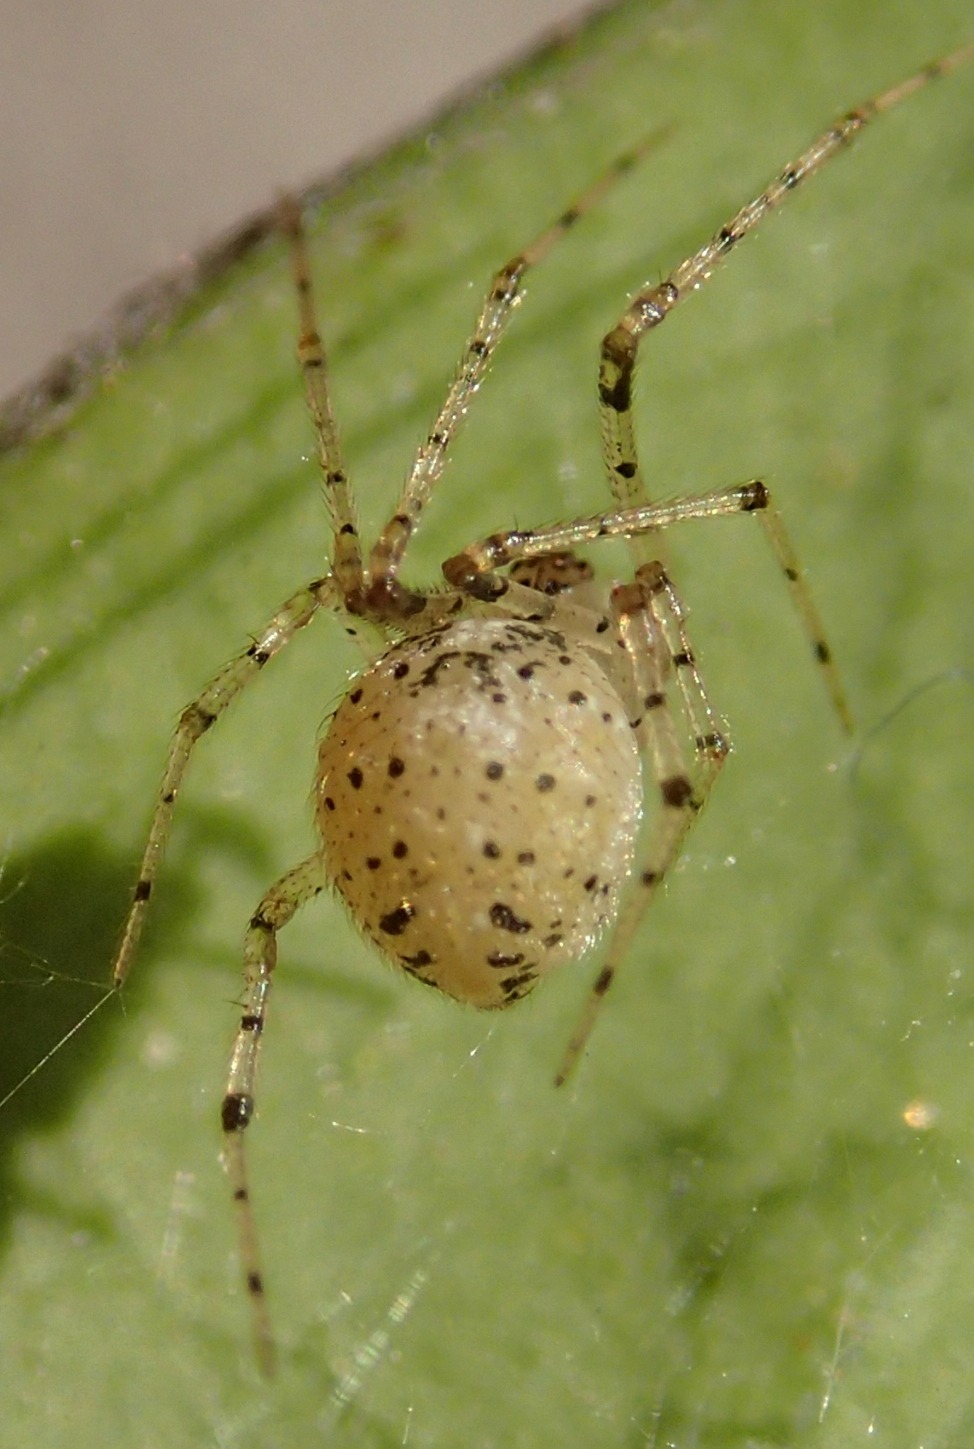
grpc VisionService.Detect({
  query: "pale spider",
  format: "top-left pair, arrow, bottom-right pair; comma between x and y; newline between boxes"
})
111,43 -> 972,1371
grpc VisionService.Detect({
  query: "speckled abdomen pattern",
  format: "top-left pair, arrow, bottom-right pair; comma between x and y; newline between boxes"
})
316,617 -> 642,1007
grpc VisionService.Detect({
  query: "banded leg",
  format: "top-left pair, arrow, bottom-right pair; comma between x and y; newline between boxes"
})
281,198 -> 363,600
367,128 -> 671,586
111,577 -> 340,989
443,480 -> 850,729
639,559 -> 729,766
222,852 -> 327,1376
598,42 -> 974,525
555,567 -> 726,1084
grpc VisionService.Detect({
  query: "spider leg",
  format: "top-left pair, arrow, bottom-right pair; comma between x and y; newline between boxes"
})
111,577 -> 341,990
222,852 -> 328,1376
443,480 -> 851,729
366,128 -> 671,588
281,196 -> 364,601
643,559 -> 728,764
555,564 -> 727,1084
598,42 -> 974,520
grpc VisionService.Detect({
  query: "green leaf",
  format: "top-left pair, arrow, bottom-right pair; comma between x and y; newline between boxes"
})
2,2 -> 973,1444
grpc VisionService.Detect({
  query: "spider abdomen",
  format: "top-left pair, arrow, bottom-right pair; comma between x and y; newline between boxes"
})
316,616 -> 642,1007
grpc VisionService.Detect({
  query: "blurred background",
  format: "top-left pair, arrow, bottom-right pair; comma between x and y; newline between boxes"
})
0,0 -> 590,399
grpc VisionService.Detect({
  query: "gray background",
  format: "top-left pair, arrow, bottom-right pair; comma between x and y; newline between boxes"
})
1,0 -> 588,399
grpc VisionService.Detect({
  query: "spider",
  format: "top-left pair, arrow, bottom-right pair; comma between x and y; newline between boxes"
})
110,41 -> 973,1372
